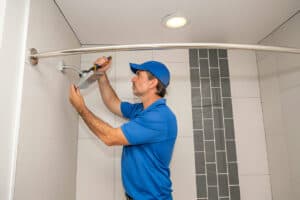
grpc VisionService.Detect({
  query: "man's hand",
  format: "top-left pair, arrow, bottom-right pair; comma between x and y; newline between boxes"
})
69,84 -> 86,114
94,56 -> 112,73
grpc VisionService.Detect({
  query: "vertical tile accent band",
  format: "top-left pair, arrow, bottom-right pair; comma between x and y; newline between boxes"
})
189,49 -> 240,200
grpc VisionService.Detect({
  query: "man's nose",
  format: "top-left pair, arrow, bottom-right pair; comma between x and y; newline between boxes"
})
131,76 -> 137,82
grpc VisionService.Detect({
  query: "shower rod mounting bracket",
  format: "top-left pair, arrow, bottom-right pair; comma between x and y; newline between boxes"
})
29,48 -> 39,65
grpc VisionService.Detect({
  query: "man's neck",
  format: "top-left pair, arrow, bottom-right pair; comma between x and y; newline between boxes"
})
141,94 -> 161,110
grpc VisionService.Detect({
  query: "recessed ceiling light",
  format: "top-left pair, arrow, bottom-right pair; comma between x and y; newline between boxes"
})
162,12 -> 189,29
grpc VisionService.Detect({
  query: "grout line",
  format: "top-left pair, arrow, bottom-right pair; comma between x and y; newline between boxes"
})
53,0 -> 81,45
208,49 -> 220,199
198,49 -> 209,199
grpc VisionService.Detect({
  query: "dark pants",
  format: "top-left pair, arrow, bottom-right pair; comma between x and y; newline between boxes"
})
125,193 -> 133,200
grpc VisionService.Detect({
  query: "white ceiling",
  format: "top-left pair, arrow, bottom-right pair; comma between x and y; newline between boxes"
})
55,0 -> 300,45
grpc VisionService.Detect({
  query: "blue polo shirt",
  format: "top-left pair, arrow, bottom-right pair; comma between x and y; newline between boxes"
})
120,98 -> 177,200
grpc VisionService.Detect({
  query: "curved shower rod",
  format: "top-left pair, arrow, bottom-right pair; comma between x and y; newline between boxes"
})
28,42 -> 300,65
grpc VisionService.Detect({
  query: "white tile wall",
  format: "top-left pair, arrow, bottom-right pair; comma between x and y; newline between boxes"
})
228,50 -> 260,98
228,50 -> 271,199
257,12 -> 300,200
232,98 -> 269,175
76,139 -> 114,200
239,175 -> 272,200
153,49 -> 189,63
170,137 -> 197,200
13,0 -> 80,200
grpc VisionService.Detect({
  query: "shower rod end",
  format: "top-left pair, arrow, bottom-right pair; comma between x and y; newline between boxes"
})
29,48 -> 39,66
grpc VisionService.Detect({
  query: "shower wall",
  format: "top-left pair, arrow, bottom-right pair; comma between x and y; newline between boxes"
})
13,0 -> 80,200
77,48 -> 272,200
77,48 -> 197,199
0,0 -> 30,199
228,50 -> 271,200
257,12 -> 300,200
189,49 -> 271,200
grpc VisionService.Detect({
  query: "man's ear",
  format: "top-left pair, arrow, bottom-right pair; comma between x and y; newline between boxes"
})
149,78 -> 159,89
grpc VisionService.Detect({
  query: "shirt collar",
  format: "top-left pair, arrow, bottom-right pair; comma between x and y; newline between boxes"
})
143,98 -> 166,112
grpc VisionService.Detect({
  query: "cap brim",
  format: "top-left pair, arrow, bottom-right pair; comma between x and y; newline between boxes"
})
129,63 -> 142,74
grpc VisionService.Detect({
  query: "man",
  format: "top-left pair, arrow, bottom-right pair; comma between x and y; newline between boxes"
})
69,56 -> 177,200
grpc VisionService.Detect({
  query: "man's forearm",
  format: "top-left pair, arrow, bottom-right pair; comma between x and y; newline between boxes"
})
79,106 -> 115,146
98,73 -> 121,115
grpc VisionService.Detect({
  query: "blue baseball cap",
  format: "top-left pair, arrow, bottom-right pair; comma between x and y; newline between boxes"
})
129,61 -> 170,87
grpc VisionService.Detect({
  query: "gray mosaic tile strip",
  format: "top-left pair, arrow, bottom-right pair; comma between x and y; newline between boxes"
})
219,59 -> 229,77
192,88 -> 202,107
207,164 -> 217,186
223,98 -> 233,118
199,49 -> 208,58
192,109 -> 203,129
201,78 -> 211,97
204,119 -> 214,140
190,68 -> 200,87
209,49 -> 218,68
221,78 -> 231,97
213,108 -> 224,128
218,49 -> 228,58
196,175 -> 207,198
215,130 -> 225,150
224,119 -> 235,139
194,130 -> 204,151
210,68 -> 221,87
212,88 -> 222,107
216,151 -> 227,173
189,49 -> 199,67
218,174 -> 229,196
230,186 -> 240,200
228,163 -> 239,185
205,141 -> 215,162
195,152 -> 206,174
200,59 -> 210,77
208,186 -> 218,200
226,141 -> 237,162
189,49 -> 239,200
202,98 -> 212,118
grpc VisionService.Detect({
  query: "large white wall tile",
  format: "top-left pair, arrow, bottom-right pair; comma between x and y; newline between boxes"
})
170,137 -> 196,200
76,139 -> 114,200
114,146 -> 126,200
239,175 -> 272,200
228,50 -> 260,98
166,62 -> 193,137
264,134 -> 291,200
116,50 -> 153,64
232,98 -> 269,175
153,49 -> 189,63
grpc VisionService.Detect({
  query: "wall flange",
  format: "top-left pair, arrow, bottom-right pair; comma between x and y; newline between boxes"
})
29,48 -> 39,65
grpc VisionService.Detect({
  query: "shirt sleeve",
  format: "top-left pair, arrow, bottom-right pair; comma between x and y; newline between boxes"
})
120,111 -> 169,145
120,101 -> 142,119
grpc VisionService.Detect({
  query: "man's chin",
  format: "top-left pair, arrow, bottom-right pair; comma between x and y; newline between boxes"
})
132,90 -> 142,97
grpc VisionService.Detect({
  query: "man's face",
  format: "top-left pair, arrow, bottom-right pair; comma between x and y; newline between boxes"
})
131,70 -> 153,96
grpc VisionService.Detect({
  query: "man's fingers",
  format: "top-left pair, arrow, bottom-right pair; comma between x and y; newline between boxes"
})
76,86 -> 81,95
94,56 -> 111,67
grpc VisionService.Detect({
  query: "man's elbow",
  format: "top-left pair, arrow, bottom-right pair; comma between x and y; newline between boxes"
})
102,136 -> 114,146
104,139 -> 116,146
99,128 -> 128,146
